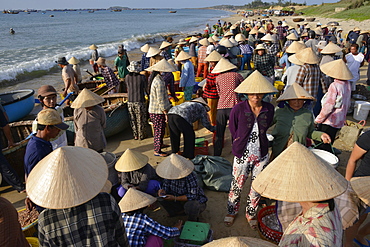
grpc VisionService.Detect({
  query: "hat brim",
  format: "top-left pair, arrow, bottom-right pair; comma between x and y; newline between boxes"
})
55,122 -> 69,130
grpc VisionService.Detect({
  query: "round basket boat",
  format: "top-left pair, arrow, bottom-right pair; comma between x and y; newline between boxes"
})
311,148 -> 339,169
293,18 -> 304,22
306,17 -> 316,22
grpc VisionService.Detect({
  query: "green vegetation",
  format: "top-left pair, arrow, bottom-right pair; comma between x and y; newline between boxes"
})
300,0 -> 370,21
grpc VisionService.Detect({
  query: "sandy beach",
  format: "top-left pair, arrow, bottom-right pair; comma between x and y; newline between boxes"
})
2,11 -> 370,244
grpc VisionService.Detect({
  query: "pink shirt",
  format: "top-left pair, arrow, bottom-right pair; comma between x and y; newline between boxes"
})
315,79 -> 351,128
215,72 -> 243,109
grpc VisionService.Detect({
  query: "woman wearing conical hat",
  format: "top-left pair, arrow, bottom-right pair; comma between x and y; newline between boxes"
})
252,142 -> 348,246
236,33 -> 254,70
272,83 -> 331,158
115,149 -> 161,197
89,44 -> 99,73
146,59 -> 175,157
315,59 -> 353,154
224,71 -> 277,228
252,44 -> 275,84
71,88 -> 106,152
68,56 -> 82,83
175,51 -> 195,101
119,188 -> 182,247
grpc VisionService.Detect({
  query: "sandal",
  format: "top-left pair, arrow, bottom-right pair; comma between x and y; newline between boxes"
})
247,219 -> 258,230
224,214 -> 236,227
154,152 -> 168,157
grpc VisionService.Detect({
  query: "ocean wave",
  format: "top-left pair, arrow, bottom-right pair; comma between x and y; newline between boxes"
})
0,32 -> 176,83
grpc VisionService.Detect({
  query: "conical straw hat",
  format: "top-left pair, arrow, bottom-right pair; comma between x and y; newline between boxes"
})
145,58 -> 176,72
199,38 -> 210,47
224,31 -> 234,37
354,27 -> 361,32
211,57 -> 237,73
68,56 -> 80,65
300,32 -> 308,37
261,33 -> 274,42
350,177 -> 370,206
191,97 -> 208,108
115,148 -> 149,172
189,36 -> 198,43
89,44 -> 98,50
212,35 -> 220,42
156,153 -> 194,179
288,54 -> 304,66
252,142 -> 348,202
320,59 -> 353,80
70,88 -> 105,108
140,44 -> 150,53
101,180 -> 112,193
295,47 -> 319,64
258,27 -> 266,33
26,146 -> 108,209
159,41 -> 172,50
208,37 -> 214,43
204,50 -> 222,62
249,28 -> 258,35
286,33 -> 298,40
277,83 -> 315,102
220,38 -> 234,48
321,42 -> 342,54
254,43 -> 267,52
234,70 -> 278,94
118,188 -> 156,213
146,47 -> 161,57
229,37 -> 238,46
235,33 -> 246,42
203,237 -> 277,247
175,51 -> 192,61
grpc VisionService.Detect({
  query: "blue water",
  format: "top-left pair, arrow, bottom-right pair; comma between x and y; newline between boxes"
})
0,9 -> 230,84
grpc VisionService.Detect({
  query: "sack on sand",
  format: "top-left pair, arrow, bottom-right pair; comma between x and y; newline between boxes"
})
337,120 -> 365,150
192,155 -> 232,192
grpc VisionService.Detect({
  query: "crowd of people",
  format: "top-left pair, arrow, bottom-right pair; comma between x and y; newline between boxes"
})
1,16 -> 370,247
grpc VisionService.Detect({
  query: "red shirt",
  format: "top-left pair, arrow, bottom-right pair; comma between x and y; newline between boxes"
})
215,71 -> 243,109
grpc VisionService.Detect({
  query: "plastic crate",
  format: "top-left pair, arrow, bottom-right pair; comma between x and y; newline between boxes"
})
174,221 -> 213,247
257,206 -> 283,244
194,140 -> 208,156
274,81 -> 285,91
173,71 -> 181,81
170,92 -> 186,106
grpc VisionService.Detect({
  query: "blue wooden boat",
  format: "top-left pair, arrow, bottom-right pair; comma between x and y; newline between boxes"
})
0,89 -> 35,122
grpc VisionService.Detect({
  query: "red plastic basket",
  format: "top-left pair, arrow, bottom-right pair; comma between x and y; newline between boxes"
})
257,206 -> 283,244
194,141 -> 209,156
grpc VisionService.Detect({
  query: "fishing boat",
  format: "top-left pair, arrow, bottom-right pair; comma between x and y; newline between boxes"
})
0,120 -> 33,182
169,11 -> 177,13
0,89 -> 35,122
63,93 -> 129,144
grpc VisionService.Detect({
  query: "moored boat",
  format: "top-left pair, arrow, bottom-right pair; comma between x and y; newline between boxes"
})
169,11 -> 177,13
0,120 -> 33,182
0,89 -> 35,122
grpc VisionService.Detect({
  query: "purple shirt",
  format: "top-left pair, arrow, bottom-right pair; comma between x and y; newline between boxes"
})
229,100 -> 274,158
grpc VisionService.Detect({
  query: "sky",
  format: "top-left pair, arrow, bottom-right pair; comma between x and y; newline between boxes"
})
0,0 -> 340,10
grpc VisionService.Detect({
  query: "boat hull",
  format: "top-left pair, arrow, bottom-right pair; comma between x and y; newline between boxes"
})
0,90 -> 35,122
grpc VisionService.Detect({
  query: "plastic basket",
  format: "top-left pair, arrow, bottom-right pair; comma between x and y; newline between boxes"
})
169,92 -> 185,106
274,81 -> 285,91
18,208 -> 38,237
257,206 -> 283,244
26,237 -> 40,247
174,228 -> 213,247
173,71 -> 181,81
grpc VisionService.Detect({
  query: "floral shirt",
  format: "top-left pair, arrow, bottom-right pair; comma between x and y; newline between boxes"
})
279,203 -> 342,247
315,79 -> 351,128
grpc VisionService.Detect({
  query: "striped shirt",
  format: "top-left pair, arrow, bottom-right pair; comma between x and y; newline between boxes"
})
203,67 -> 219,99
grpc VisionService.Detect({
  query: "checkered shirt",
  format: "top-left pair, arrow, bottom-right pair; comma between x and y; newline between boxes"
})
101,66 -> 120,88
296,63 -> 326,98
122,212 -> 180,247
38,193 -> 128,247
197,46 -> 208,64
239,43 -> 254,55
276,25 -> 286,40
141,53 -> 150,71
252,53 -> 275,77
263,43 -> 279,56
148,74 -> 172,114
162,172 -> 208,204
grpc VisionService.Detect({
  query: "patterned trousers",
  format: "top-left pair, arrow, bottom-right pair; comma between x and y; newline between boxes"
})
127,102 -> 147,140
227,154 -> 269,220
149,113 -> 166,153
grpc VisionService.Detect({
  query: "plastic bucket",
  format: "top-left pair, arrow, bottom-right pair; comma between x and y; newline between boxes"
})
353,101 -> 370,121
311,149 -> 339,168
100,152 -> 119,185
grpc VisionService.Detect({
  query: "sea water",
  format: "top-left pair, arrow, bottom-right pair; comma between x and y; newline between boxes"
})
0,9 -> 230,91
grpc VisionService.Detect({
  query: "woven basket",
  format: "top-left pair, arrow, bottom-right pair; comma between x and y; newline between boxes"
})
257,206 -> 283,244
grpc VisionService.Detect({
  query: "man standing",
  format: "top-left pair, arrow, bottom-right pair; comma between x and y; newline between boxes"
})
212,58 -> 243,156
56,57 -> 79,105
275,21 -> 286,51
